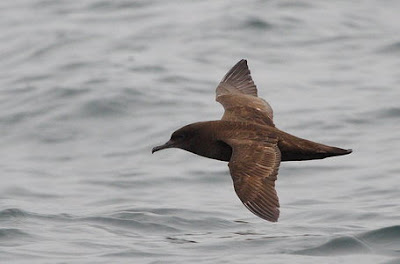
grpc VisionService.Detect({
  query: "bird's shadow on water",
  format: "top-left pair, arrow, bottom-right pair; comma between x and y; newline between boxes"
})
291,225 -> 400,260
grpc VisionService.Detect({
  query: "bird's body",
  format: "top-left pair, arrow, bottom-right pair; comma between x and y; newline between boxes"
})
152,60 -> 352,222
170,120 -> 351,162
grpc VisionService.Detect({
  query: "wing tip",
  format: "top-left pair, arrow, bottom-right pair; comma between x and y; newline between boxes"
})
238,58 -> 248,65
218,59 -> 258,97
244,201 -> 280,222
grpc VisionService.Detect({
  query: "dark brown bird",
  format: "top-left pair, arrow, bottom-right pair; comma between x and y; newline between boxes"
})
152,60 -> 352,222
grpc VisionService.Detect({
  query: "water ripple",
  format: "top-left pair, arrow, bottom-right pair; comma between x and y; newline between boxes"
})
294,226 -> 400,257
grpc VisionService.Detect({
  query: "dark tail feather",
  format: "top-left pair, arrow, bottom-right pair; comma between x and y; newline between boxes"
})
314,146 -> 352,160
281,145 -> 352,162
278,132 -> 353,162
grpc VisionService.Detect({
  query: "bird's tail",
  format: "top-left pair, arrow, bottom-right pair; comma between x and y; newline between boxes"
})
278,131 -> 352,162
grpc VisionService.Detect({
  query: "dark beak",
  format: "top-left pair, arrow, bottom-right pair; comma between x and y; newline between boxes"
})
152,140 -> 174,154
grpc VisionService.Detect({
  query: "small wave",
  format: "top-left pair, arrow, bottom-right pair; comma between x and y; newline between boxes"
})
86,0 -> 148,11
294,225 -> 400,257
243,17 -> 273,30
377,41 -> 400,54
166,236 -> 197,244
0,208 -> 27,219
0,228 -> 33,245
358,225 -> 400,252
382,257 -> 400,264
345,107 -> 400,127
377,107 -> 400,119
106,208 -> 235,233
294,235 -> 372,256
79,98 -> 128,118
82,215 -> 180,233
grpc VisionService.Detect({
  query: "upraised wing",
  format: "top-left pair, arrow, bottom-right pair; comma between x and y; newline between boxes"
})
216,60 -> 274,127
225,137 -> 281,222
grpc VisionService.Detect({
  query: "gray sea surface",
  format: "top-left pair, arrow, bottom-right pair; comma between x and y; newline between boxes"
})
1,0 -> 400,263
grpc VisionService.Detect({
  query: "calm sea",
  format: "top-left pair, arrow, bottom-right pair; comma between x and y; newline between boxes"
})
1,0 -> 400,263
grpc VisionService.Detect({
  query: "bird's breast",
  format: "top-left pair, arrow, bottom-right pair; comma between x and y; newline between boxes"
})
188,137 -> 232,162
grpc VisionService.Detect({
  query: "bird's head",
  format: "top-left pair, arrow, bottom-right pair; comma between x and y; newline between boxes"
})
152,125 -> 197,154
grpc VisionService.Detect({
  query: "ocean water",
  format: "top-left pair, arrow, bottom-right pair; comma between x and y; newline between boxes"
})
1,0 -> 400,263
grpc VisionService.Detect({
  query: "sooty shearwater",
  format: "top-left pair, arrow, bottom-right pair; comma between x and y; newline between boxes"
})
152,59 -> 352,222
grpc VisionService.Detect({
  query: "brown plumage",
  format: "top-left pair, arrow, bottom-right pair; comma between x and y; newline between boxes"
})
152,60 -> 352,222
